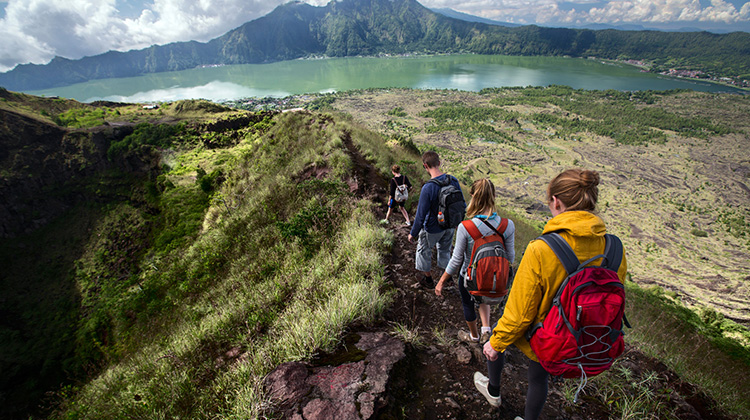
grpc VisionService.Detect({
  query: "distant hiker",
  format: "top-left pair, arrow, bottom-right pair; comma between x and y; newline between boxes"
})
475,169 -> 627,420
408,151 -> 466,288
434,178 -> 515,345
383,164 -> 412,225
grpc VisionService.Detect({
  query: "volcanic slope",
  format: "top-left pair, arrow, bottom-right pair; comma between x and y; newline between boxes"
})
330,87 -> 750,326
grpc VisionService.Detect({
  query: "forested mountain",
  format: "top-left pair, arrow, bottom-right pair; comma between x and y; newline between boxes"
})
1,0 -> 749,91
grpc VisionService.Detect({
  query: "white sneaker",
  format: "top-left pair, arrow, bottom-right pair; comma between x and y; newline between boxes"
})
514,417 -> 524,420
473,372 -> 501,407
458,330 -> 479,344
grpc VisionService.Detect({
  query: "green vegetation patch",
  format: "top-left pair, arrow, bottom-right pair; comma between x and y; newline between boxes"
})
386,106 -> 407,117
107,122 -> 185,161
485,86 -> 732,145
626,282 -> 750,418
54,107 -> 121,128
717,209 -> 750,248
419,102 -> 518,144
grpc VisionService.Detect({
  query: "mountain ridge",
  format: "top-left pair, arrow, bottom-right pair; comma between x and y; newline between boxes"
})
1,88 -> 749,419
1,0 -> 749,92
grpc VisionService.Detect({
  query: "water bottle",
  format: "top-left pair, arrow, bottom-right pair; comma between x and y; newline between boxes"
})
437,211 -> 444,224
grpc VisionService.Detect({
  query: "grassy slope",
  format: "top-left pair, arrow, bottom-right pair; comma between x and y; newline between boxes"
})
34,110 -> 427,419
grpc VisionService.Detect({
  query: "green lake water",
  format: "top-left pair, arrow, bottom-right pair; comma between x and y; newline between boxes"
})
26,54 -> 745,102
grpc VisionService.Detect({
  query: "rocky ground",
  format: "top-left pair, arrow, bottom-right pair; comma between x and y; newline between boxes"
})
263,132 -> 735,420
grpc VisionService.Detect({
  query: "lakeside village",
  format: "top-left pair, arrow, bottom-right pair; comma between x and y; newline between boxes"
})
610,58 -> 750,89
221,95 -> 317,112
660,68 -> 750,89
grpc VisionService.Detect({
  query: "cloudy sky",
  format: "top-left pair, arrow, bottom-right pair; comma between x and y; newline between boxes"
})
0,0 -> 748,73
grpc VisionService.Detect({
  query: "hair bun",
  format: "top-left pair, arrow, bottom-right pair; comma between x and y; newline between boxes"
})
580,170 -> 600,189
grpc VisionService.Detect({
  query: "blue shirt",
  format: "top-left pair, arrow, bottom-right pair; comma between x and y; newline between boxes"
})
409,173 -> 464,237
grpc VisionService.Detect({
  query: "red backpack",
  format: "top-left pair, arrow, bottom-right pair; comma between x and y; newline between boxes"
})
527,232 -> 627,400
462,218 -> 511,303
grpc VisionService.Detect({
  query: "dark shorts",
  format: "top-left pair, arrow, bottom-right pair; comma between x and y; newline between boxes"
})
388,198 -> 405,208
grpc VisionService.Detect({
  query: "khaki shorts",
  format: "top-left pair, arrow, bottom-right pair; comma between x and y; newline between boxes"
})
415,228 -> 455,273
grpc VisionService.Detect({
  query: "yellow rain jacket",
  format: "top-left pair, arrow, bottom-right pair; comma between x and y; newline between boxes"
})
489,210 -> 628,361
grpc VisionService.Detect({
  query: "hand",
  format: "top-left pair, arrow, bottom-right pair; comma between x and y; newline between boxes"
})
435,280 -> 444,297
483,340 -> 499,361
407,234 -> 413,243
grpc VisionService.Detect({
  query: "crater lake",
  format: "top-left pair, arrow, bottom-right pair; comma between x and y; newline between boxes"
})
25,54 -> 745,102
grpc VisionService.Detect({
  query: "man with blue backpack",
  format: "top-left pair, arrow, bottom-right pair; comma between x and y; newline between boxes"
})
408,151 -> 466,288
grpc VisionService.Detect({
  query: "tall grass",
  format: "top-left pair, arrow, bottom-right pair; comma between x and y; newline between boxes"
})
623,283 -> 750,418
50,111 -> 409,419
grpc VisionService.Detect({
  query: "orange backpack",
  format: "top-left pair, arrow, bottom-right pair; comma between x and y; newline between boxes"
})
462,218 -> 511,302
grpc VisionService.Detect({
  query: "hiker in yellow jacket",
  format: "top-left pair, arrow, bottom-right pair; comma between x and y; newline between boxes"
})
473,169 -> 628,420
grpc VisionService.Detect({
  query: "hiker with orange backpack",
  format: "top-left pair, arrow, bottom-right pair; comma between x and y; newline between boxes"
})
435,178 -> 516,345
476,169 -> 628,420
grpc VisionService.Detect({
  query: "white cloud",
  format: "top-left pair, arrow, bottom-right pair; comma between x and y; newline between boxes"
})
428,0 -> 750,26
0,0 -> 280,72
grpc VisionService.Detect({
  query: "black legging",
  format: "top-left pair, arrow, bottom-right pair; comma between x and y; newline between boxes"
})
486,357 -> 549,420
525,360 -> 549,420
457,275 -> 478,322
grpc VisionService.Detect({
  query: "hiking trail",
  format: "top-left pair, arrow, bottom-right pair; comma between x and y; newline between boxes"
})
264,132 -> 733,420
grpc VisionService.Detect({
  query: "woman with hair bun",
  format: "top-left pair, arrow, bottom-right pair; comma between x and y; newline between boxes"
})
473,169 -> 627,420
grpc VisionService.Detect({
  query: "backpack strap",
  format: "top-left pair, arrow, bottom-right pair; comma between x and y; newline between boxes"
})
540,232 -> 623,274
427,174 -> 453,188
602,233 -> 623,271
462,218 -> 508,241
538,232 -> 579,275
462,220 -> 481,240
480,217 -> 508,237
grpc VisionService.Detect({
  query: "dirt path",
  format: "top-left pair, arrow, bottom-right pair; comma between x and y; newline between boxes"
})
376,216 -> 581,419
372,197 -> 734,420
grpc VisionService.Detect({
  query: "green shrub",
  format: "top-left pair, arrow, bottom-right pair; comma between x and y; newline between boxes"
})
387,106 -> 407,117
196,168 -> 225,194
54,107 -> 120,128
307,94 -> 337,110
107,123 -> 183,161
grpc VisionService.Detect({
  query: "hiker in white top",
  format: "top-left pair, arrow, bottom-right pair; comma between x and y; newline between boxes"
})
383,164 -> 411,225
435,178 -> 515,343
